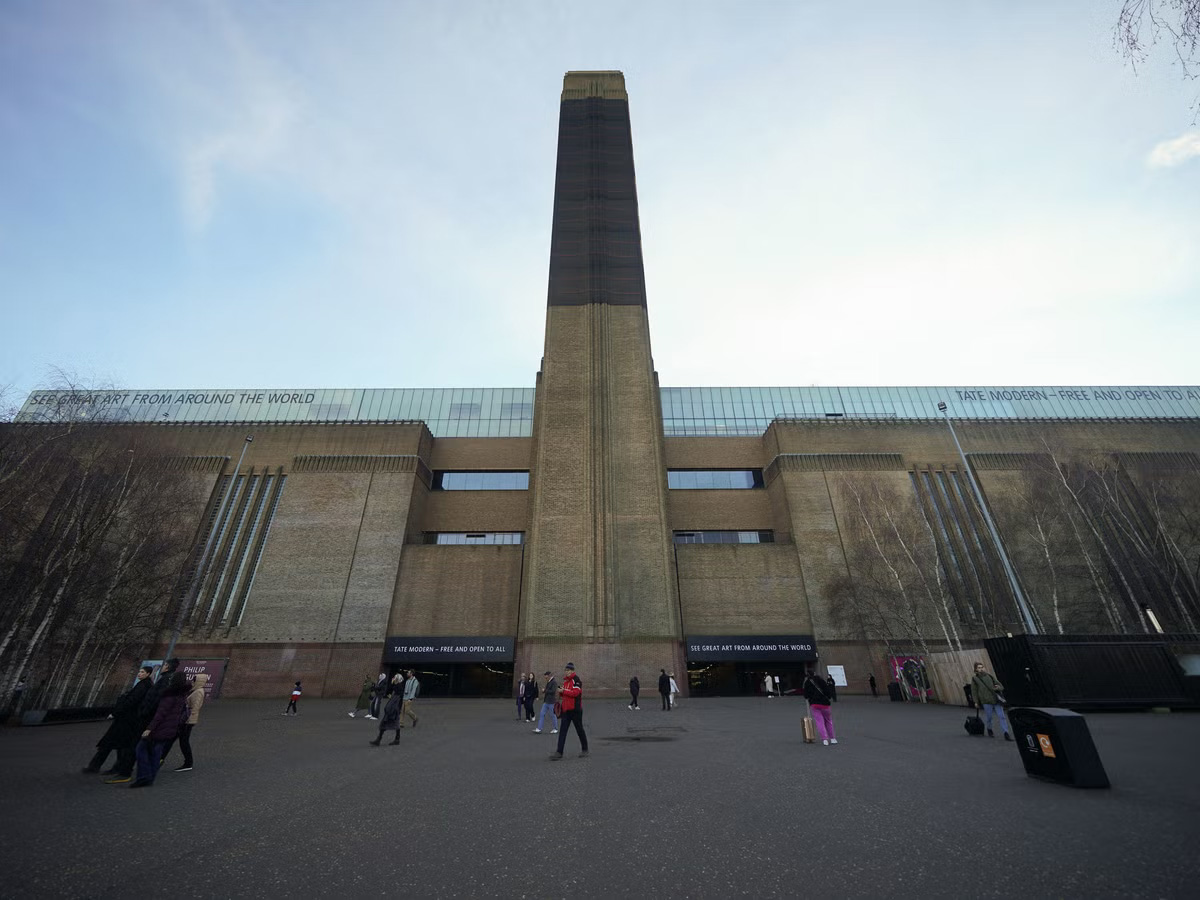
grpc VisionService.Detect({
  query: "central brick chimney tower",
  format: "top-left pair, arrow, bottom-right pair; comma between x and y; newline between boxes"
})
518,71 -> 682,692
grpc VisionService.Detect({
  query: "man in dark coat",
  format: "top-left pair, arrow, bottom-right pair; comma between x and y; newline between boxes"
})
629,675 -> 640,710
658,669 -> 671,711
87,665 -> 154,779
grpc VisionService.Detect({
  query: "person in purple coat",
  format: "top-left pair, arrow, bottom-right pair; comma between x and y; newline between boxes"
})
131,672 -> 189,788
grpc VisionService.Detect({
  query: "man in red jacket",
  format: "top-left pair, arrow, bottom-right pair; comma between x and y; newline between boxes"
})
549,663 -> 588,761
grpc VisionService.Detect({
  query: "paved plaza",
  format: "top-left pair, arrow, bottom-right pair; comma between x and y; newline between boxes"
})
0,695 -> 1197,898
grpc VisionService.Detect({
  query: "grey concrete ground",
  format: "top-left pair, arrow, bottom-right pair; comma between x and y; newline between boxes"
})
0,695 -> 1197,899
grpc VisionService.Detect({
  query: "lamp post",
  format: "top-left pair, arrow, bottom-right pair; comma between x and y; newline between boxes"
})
164,434 -> 253,661
936,402 -> 1039,635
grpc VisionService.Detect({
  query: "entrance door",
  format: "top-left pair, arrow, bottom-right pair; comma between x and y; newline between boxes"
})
687,662 -> 815,697
387,663 -> 513,697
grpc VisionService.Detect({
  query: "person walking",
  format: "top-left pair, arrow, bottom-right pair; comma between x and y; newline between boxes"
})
369,672 -> 387,719
400,669 -> 420,729
826,673 -> 838,702
764,673 -> 774,698
658,669 -> 671,711
161,673 -> 208,772
534,671 -> 558,734
549,663 -> 587,760
131,672 -> 189,788
668,673 -> 680,709
369,688 -> 403,746
629,675 -> 640,710
284,681 -> 302,715
517,675 -> 528,721
137,658 -> 179,724
524,671 -> 538,722
869,673 -> 878,698
349,678 -> 372,717
87,665 -> 153,779
970,662 -> 1012,741
803,670 -> 838,746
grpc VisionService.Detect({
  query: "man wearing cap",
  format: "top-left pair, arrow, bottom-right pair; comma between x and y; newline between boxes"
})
549,663 -> 588,760
534,670 -> 558,734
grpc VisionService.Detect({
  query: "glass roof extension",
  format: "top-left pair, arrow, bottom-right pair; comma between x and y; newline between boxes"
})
17,385 -> 1200,438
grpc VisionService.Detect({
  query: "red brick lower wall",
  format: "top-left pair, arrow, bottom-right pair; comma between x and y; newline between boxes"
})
133,642 -> 387,699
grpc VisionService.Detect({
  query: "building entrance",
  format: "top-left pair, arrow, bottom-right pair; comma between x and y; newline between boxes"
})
687,662 -> 815,697
386,662 -> 513,697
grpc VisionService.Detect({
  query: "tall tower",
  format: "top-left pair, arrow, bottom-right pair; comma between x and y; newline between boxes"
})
519,71 -> 682,691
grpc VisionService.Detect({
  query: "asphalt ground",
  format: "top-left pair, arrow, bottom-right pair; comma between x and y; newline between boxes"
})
0,695 -> 1197,899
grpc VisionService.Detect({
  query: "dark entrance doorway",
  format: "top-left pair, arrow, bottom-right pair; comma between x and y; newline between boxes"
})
687,662 -> 816,697
386,663 -> 513,697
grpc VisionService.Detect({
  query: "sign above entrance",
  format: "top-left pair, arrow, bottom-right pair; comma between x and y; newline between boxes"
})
383,636 -> 515,663
685,635 -> 817,662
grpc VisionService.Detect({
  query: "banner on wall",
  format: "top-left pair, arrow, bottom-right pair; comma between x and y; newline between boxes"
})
383,637 -> 515,663
889,655 -> 932,700
685,635 -> 818,662
139,658 -> 228,699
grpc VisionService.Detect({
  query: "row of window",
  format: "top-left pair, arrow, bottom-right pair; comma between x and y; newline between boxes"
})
423,531 -> 773,545
424,532 -> 524,545
667,469 -> 764,490
433,471 -> 530,491
674,531 -> 775,544
430,469 -> 765,491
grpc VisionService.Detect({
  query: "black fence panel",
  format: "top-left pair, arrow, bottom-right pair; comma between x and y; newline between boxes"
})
984,633 -> 1200,710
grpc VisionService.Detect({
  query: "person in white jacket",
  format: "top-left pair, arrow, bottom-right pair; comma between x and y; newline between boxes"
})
764,673 -> 774,698
668,673 -> 680,708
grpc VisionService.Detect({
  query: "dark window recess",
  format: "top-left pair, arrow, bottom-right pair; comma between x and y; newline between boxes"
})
673,530 -> 775,545
433,471 -> 530,491
448,403 -> 481,419
824,412 -> 845,418
667,469 -> 764,490
424,532 -> 524,545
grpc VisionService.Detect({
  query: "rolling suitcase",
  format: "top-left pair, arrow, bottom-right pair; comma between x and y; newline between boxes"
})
803,701 -> 816,744
964,711 -> 985,736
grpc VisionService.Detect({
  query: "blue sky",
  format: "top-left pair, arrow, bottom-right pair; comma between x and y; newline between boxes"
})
2,1 -> 1198,405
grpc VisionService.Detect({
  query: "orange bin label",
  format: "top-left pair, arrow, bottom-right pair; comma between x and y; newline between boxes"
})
1037,733 -> 1056,758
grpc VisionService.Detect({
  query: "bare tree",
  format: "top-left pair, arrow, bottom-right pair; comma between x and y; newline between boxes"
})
0,375 -> 197,709
1116,0 -> 1200,117
826,474 -> 965,701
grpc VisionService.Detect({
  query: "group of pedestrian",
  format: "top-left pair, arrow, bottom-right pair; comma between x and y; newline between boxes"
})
656,669 -> 679,710
82,658 -> 208,788
368,669 -> 420,745
517,672 -> 539,722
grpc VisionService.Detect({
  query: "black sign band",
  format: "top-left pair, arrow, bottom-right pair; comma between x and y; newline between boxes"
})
685,635 -> 818,662
383,636 -> 515,663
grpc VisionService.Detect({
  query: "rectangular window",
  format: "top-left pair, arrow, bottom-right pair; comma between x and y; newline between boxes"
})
673,530 -> 774,544
434,471 -> 530,491
500,402 -> 534,419
667,469 -> 764,489
424,532 -> 524,545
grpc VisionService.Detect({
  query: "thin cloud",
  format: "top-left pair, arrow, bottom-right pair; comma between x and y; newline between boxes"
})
1147,130 -> 1200,168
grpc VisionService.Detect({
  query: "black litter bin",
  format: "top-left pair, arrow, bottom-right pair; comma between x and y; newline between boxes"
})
1008,707 -> 1110,789
887,681 -> 904,702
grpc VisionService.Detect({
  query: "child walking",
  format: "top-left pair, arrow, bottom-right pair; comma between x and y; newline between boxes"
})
284,681 -> 301,715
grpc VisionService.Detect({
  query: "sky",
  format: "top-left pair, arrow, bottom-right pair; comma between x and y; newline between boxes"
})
2,1 -> 1198,407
